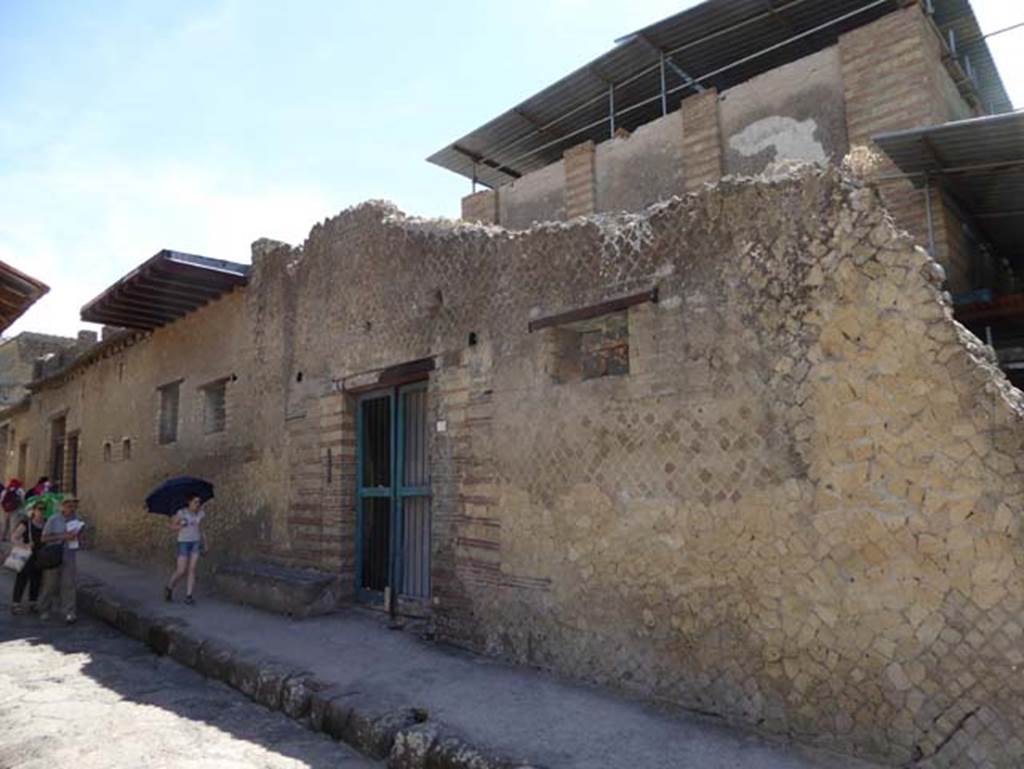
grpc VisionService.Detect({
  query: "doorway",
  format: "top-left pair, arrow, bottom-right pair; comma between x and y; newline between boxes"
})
50,416 -> 66,491
356,381 -> 431,605
66,433 -> 79,495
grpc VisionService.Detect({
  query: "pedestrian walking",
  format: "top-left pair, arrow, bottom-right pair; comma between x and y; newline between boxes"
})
10,500 -> 46,614
29,476 -> 51,498
0,479 -> 24,541
165,494 -> 205,605
37,497 -> 83,624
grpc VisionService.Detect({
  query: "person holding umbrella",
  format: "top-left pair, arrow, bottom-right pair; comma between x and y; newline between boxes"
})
164,494 -> 207,604
146,476 -> 213,605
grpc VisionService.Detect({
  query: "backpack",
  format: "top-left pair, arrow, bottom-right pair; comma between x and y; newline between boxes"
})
1,489 -> 20,514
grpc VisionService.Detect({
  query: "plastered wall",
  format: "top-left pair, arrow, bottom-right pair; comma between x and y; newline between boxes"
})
719,47 -> 848,175
595,110 -> 686,213
497,160 -> 566,229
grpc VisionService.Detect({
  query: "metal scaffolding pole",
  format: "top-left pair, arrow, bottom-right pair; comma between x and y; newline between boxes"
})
478,0 -> 891,176
608,85 -> 616,138
659,54 -> 668,116
924,174 -> 937,258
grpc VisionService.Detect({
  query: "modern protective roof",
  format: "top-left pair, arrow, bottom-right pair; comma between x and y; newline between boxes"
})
429,0 -> 1011,189
0,259 -> 49,333
80,250 -> 250,331
873,111 -> 1024,267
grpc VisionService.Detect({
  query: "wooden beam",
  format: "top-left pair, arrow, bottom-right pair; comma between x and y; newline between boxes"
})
528,287 -> 658,332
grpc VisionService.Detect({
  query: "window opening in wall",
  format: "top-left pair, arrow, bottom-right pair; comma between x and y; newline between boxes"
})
0,425 -> 9,475
66,433 -> 79,495
158,381 -> 181,444
103,442 -> 112,462
202,379 -> 227,434
530,288 -> 654,384
50,416 -> 66,492
17,441 -> 27,480
547,309 -> 631,383
122,438 -> 132,460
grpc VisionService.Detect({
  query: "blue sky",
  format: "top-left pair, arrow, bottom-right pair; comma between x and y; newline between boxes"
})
1,0 -> 1021,337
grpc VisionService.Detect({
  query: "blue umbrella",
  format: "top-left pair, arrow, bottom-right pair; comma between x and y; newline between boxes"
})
145,476 -> 214,516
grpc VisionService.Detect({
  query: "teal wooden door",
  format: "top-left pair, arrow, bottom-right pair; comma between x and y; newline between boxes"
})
356,382 -> 431,603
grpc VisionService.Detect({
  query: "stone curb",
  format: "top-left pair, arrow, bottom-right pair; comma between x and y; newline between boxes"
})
75,582 -> 544,769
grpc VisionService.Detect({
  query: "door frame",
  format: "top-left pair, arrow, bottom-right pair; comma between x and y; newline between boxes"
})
355,388 -> 394,605
354,380 -> 432,605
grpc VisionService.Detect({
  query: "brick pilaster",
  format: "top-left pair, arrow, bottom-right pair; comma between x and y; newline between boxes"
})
839,5 -> 967,291
563,141 -> 596,218
681,88 -> 722,192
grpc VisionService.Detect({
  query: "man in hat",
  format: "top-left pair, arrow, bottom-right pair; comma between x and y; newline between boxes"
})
38,496 -> 83,624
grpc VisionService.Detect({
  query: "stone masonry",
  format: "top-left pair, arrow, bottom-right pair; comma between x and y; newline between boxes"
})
464,5 -> 982,296
3,172 -> 1022,767
289,164 -> 1018,769
838,4 -> 977,293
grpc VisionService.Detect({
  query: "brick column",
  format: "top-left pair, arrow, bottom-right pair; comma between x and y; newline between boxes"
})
461,190 -> 498,224
840,5 -> 966,291
563,140 -> 596,218
681,88 -> 722,192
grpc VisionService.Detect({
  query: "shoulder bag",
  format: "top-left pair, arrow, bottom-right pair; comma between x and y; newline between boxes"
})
2,543 -> 31,573
35,543 -> 63,570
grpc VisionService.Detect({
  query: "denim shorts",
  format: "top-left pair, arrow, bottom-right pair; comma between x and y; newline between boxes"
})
177,540 -> 200,557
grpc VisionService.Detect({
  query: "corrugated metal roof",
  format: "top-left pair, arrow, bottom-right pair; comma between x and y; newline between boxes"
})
930,0 -> 1011,116
429,0 -> 1012,189
873,111 -> 1024,266
0,259 -> 49,333
80,250 -> 250,331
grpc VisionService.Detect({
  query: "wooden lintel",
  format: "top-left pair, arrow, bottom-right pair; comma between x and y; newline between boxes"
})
528,287 -> 658,333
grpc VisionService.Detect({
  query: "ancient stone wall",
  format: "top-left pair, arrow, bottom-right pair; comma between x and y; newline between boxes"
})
457,5 -> 983,302
839,4 -> 978,294
4,164 -> 1022,766
0,332 -> 80,407
0,290 -> 271,576
249,167 -> 1023,767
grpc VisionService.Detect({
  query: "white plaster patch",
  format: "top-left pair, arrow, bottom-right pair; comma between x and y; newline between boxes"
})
728,116 -> 827,164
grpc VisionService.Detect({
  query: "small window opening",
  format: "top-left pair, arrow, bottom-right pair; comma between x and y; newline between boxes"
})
103,441 -> 112,462
547,309 -> 630,383
158,381 -> 181,444
122,438 -> 132,460
202,379 -> 228,434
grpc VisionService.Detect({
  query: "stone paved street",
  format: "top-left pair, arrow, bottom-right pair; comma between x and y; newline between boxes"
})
0,574 -> 377,769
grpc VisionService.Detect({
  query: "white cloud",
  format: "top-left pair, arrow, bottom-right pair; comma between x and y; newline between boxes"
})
0,157 -> 334,337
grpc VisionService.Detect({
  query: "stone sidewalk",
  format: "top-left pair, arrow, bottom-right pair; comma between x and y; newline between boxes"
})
58,550 -> 884,769
0,582 -> 377,768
